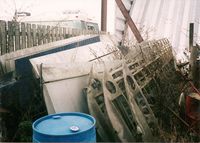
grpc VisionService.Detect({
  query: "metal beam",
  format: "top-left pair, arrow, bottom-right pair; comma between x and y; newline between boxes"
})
115,0 -> 143,43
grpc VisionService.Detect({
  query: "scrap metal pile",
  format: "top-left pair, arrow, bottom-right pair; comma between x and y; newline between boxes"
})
84,38 -> 176,142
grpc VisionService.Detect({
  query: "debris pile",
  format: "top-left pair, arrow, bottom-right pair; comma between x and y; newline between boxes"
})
84,38 -> 180,141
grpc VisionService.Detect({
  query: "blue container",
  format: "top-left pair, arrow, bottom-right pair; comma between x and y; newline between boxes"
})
32,112 -> 96,142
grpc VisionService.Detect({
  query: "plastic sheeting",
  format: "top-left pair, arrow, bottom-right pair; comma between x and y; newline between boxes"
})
114,0 -> 200,60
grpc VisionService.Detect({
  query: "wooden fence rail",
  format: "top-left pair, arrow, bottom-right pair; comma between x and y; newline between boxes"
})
0,20 -> 100,55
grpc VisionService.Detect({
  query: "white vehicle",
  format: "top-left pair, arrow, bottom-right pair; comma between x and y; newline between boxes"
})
22,10 -> 99,31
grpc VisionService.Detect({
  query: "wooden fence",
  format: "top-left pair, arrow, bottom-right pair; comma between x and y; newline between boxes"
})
0,20 -> 100,55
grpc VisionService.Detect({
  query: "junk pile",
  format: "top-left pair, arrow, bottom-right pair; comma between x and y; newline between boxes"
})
84,38 -> 177,142
2,33 -> 197,141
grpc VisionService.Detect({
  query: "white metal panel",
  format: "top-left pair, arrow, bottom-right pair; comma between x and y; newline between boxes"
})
30,35 -> 119,77
39,60 -> 122,114
0,35 -> 94,73
43,75 -> 89,114
29,35 -> 121,114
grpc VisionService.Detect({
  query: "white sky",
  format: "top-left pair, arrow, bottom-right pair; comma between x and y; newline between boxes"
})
0,0 -> 116,33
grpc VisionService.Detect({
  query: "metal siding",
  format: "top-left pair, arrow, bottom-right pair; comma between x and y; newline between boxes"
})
114,0 -> 200,60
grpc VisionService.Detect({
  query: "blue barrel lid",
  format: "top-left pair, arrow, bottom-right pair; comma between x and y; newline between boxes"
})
33,112 -> 95,136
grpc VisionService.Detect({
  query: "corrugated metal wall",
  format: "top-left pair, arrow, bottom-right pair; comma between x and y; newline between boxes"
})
114,0 -> 200,60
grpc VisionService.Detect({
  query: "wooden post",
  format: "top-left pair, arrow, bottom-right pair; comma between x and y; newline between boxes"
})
52,26 -> 56,41
63,27 -> 66,39
27,23 -> 32,48
190,44 -> 199,88
189,23 -> 199,88
42,25 -> 46,44
37,25 -> 42,45
59,27 -> 62,40
55,27 -> 59,41
46,26 -> 51,43
50,26 -> 53,42
32,24 -> 37,46
189,23 -> 194,51
101,0 -> 107,31
0,20 -> 7,55
21,22 -> 26,49
15,22 -> 20,50
8,21 -> 14,52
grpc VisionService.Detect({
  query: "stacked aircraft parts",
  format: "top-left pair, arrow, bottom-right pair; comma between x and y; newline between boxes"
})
85,38 -> 175,142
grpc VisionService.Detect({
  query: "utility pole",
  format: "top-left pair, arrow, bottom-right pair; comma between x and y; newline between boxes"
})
189,23 -> 194,52
101,0 -> 107,31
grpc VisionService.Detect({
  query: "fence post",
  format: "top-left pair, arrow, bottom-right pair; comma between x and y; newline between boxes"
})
37,25 -> 42,45
0,21 -> 100,55
42,25 -> 46,44
55,26 -> 59,41
59,27 -> 62,40
27,23 -> 32,48
46,26 -> 51,43
14,22 -> 20,51
8,21 -> 14,52
32,24 -> 37,46
52,26 -> 56,41
21,22 -> 26,49
0,20 -> 7,55
63,27 -> 66,39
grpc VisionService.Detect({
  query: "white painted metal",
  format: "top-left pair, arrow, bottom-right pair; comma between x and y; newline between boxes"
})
39,60 -> 121,114
114,0 -> 200,61
30,35 -> 119,77
30,35 -> 121,114
0,35 -> 95,73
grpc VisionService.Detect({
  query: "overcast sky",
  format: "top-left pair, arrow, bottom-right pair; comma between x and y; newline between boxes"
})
0,0 -> 115,33
0,0 -> 101,20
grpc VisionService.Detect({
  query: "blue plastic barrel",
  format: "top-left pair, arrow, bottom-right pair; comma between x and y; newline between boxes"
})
32,112 -> 96,142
